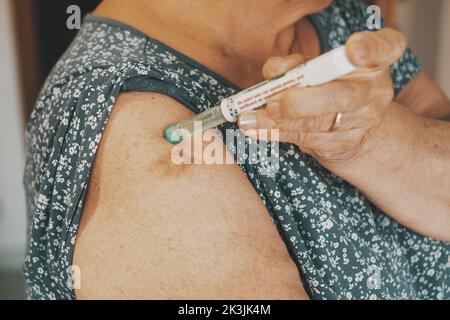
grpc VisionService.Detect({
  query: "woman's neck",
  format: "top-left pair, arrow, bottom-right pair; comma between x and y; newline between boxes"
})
94,0 -> 324,88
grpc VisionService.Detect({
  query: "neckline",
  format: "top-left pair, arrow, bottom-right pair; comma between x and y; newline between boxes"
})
84,14 -> 241,91
84,14 -> 328,92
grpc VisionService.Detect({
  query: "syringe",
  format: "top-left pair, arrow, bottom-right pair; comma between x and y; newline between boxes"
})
164,46 -> 356,144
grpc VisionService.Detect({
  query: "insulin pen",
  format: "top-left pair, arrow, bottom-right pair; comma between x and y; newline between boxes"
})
164,46 -> 356,145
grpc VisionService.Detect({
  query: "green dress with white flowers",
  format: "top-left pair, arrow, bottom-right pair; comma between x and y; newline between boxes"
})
24,0 -> 449,299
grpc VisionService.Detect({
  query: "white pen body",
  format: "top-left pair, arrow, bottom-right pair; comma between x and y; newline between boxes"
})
220,46 -> 356,122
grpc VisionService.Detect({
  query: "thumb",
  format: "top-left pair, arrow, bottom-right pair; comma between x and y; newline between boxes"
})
262,54 -> 307,79
346,28 -> 407,68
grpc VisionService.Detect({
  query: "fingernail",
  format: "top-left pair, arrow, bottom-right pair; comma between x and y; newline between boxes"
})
239,113 -> 257,129
267,101 -> 282,119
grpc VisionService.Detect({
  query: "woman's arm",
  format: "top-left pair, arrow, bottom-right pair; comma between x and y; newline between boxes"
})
73,92 -> 307,299
396,71 -> 450,119
337,55 -> 450,241
334,102 -> 450,241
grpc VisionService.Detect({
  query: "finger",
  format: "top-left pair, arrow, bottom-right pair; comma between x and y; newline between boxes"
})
241,128 -> 313,145
262,54 -> 307,79
243,128 -> 363,149
239,110 -> 296,141
238,110 -> 277,131
346,28 -> 407,68
296,128 -> 368,163
239,108 -> 339,133
266,80 -> 373,119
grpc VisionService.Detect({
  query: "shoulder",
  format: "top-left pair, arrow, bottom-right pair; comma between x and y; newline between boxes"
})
89,92 -> 225,176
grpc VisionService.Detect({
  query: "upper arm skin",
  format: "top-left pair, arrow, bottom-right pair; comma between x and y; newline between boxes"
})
396,71 -> 450,119
73,92 -> 307,300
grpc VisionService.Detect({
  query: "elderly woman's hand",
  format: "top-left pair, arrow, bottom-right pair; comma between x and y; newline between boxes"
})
238,28 -> 407,170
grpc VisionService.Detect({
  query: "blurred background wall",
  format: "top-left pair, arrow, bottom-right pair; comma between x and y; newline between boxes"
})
0,0 -> 449,299
396,0 -> 450,96
0,0 -> 99,299
0,0 -> 27,299
436,0 -> 450,97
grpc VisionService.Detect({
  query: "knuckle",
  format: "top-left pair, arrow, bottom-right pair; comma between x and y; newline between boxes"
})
285,131 -> 302,145
305,116 -> 321,131
295,131 -> 309,145
314,114 -> 330,131
367,75 -> 393,105
290,131 -> 302,144
280,90 -> 301,118
381,70 -> 394,86
311,116 -> 321,131
279,120 -> 299,131
358,81 -> 372,103
384,85 -> 394,101
332,82 -> 354,111
376,81 -> 394,104
260,113 -> 278,129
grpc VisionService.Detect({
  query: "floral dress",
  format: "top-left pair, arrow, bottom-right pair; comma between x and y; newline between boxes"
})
24,0 -> 449,299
